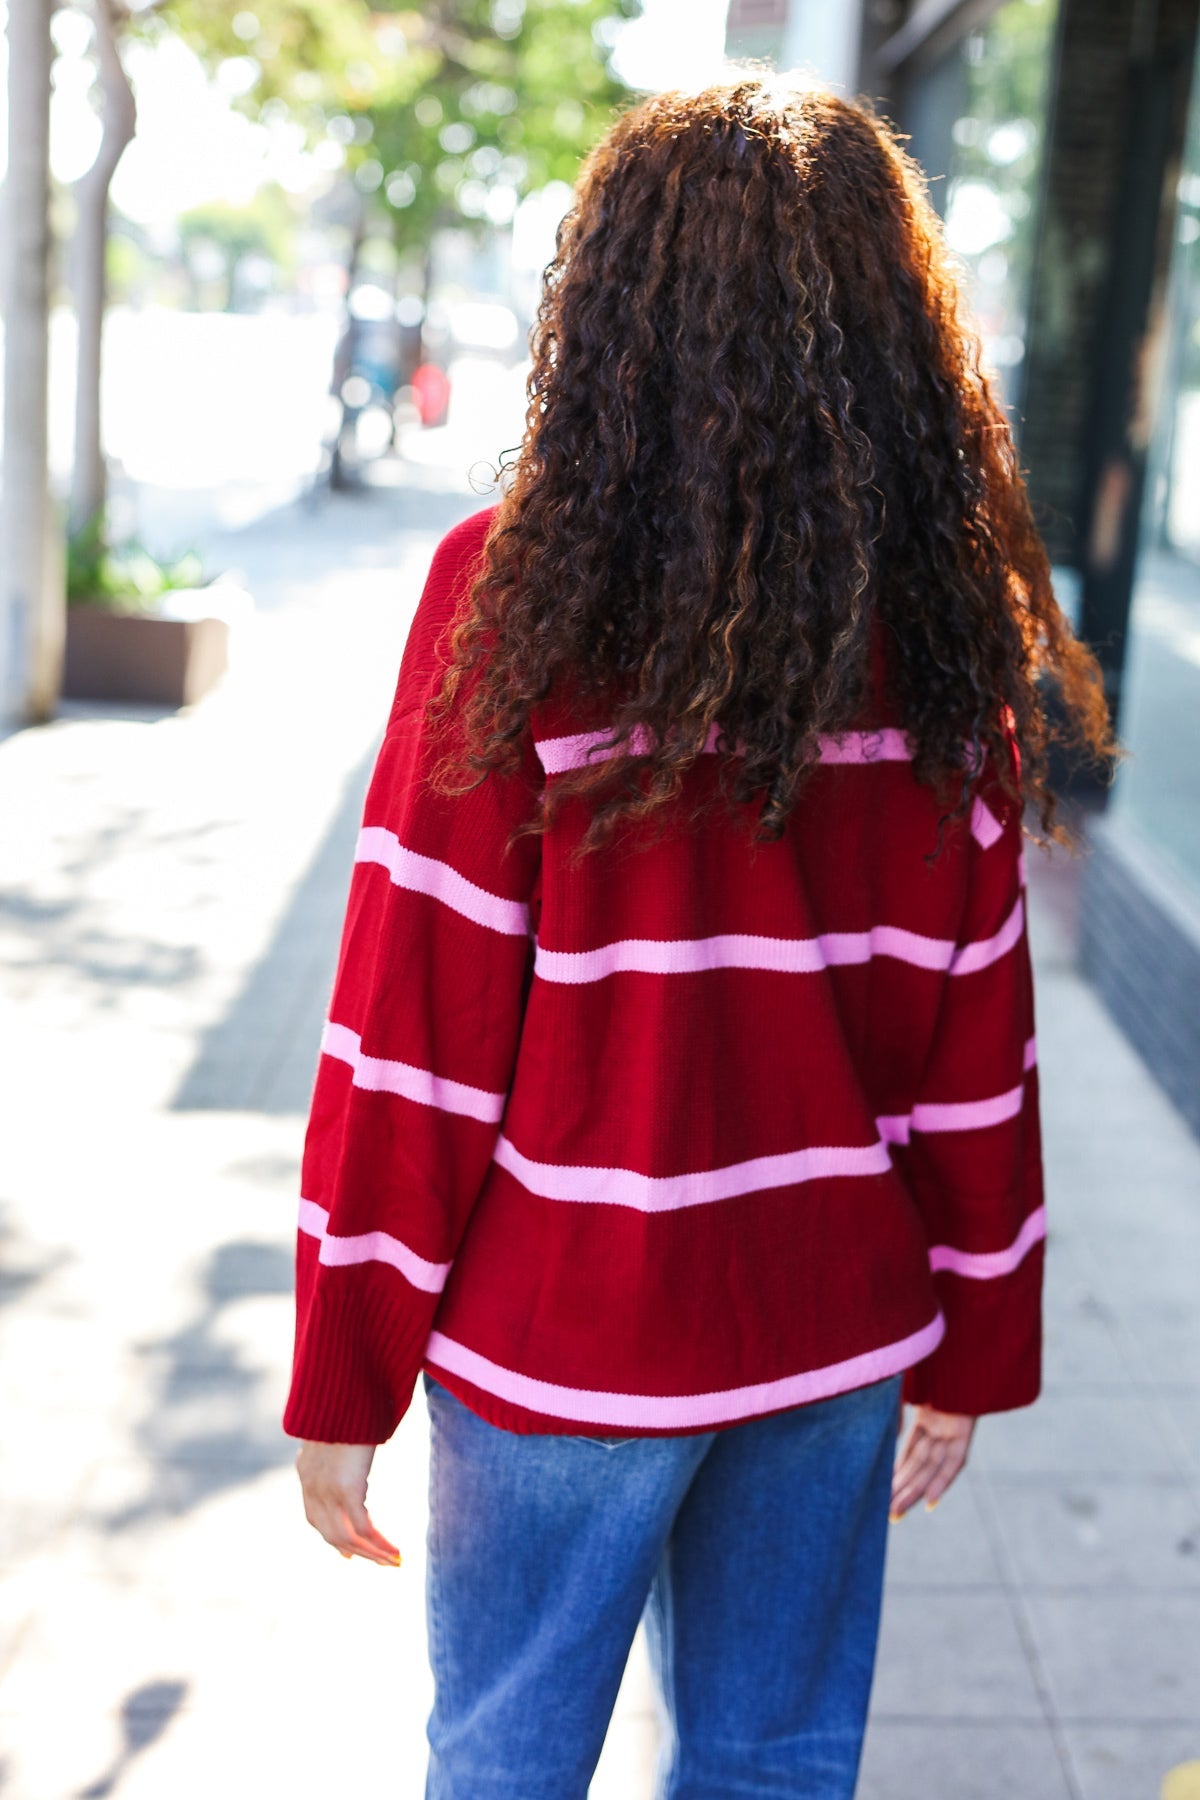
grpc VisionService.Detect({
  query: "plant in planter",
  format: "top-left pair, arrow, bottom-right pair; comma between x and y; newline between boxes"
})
63,518 -> 240,707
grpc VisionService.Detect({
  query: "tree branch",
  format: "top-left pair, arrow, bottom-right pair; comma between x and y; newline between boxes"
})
84,0 -> 137,192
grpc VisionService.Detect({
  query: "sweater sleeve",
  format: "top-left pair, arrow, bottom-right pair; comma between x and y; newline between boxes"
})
283,520 -> 542,1444
898,762 -> 1045,1416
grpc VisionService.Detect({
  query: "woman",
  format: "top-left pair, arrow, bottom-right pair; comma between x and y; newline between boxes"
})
285,77 -> 1113,1798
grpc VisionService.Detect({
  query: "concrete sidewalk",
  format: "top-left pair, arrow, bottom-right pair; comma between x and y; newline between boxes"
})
0,473 -> 1197,1799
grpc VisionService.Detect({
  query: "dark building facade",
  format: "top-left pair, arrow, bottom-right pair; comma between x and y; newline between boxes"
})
727,0 -> 1200,1137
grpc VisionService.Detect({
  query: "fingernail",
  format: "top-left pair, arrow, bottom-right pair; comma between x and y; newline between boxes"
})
925,1498 -> 940,1513
889,1510 -> 904,1523
393,1553 -> 402,1567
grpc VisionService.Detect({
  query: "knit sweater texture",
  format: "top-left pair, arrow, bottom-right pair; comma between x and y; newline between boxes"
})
283,504 -> 1044,1443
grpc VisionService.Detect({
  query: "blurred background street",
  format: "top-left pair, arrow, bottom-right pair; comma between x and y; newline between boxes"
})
2,1 -> 1200,1796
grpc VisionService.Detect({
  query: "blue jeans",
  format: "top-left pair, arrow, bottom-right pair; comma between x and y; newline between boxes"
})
423,1370 -> 901,1798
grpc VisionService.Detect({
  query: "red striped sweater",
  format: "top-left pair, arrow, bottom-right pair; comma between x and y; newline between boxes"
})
283,504 -> 1044,1443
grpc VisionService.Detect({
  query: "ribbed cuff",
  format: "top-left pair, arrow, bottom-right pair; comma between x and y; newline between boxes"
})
901,1247 -> 1043,1415
283,1262 -> 436,1444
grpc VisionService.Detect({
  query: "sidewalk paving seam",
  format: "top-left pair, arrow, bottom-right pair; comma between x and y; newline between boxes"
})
974,1473 -> 1099,1800
1060,1237 -> 1200,1499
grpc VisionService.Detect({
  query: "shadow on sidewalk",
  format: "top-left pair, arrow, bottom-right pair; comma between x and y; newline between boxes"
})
0,1204 -> 72,1310
200,476 -> 485,611
170,742 -> 377,1115
76,1680 -> 189,1799
0,798 -> 207,1006
104,1238 -> 297,1530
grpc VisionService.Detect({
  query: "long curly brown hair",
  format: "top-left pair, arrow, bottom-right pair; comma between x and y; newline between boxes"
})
433,74 -> 1115,850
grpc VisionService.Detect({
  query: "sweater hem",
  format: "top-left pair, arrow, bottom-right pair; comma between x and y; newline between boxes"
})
420,1310 -> 945,1437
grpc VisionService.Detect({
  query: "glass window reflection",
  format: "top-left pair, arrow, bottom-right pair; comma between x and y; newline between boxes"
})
911,0 -> 1060,418
1114,36 -> 1200,889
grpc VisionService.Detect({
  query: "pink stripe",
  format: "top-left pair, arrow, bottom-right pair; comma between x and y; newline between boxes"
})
534,725 -> 651,775
911,1081 -> 1025,1135
321,1021 -> 505,1124
1024,1034 -> 1037,1072
355,826 -> 530,937
424,1311 -> 945,1431
492,1133 -> 892,1211
877,1068 -> 1031,1148
537,933 -> 823,982
816,727 -> 912,765
535,920 -> 957,985
533,725 -> 911,776
950,895 -> 1025,976
297,1198 -> 451,1294
971,796 -> 1004,849
536,905 -> 1023,987
854,923 -> 955,970
928,1205 -> 1047,1280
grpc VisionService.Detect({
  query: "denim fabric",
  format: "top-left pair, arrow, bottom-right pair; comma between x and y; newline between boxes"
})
423,1370 -> 901,1800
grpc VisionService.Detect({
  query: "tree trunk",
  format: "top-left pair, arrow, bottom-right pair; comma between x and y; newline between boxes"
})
1,0 -> 63,723
69,0 -> 136,536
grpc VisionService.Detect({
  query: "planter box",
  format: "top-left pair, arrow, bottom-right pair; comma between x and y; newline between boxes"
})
63,608 -> 230,707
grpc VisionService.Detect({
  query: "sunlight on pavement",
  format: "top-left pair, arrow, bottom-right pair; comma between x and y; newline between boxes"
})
0,440 -> 656,1795
17,308 -> 529,553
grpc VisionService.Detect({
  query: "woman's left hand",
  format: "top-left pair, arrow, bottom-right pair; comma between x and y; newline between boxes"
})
890,1403 -> 977,1520
295,1440 -> 402,1566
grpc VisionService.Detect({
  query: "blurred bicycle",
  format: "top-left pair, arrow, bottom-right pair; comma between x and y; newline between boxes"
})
317,289 -> 451,493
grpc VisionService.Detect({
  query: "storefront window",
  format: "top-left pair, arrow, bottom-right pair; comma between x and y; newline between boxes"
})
907,0 -> 1060,420
1143,71 -> 1200,562
1112,35 -> 1200,891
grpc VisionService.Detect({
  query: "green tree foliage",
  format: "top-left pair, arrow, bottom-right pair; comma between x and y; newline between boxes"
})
945,0 -> 1060,322
364,1 -> 642,250
177,188 -> 299,307
155,0 -> 407,121
156,0 -> 642,252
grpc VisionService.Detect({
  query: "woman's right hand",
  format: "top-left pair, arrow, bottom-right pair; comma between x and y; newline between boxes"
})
890,1403 -> 977,1520
295,1440 -> 402,1566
